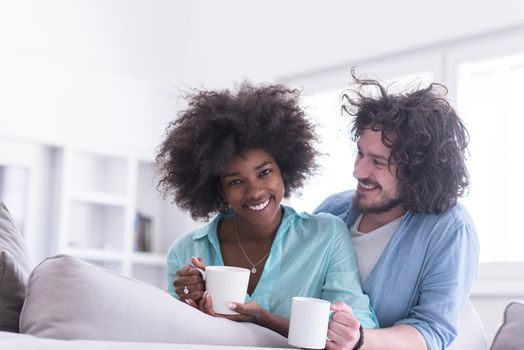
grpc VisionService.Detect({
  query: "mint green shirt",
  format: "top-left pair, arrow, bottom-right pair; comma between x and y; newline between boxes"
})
166,206 -> 378,329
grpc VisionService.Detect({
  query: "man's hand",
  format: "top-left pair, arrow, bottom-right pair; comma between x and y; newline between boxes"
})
326,301 -> 362,350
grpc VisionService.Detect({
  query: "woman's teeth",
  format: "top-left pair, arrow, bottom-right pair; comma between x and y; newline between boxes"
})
248,198 -> 271,211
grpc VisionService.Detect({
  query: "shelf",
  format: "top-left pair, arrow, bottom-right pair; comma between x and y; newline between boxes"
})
131,252 -> 166,265
62,247 -> 125,262
57,148 -> 196,290
70,150 -> 129,195
66,201 -> 126,250
69,191 -> 129,207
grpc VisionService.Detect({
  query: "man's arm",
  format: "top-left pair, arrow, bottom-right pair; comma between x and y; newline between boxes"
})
327,304 -> 427,350
363,325 -> 427,350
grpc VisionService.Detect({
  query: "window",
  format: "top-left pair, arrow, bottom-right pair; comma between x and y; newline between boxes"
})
0,165 -> 29,233
457,53 -> 524,263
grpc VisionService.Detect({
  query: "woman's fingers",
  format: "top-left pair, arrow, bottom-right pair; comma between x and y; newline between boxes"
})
175,282 -> 205,297
183,298 -> 198,309
216,302 -> 261,323
176,289 -> 204,302
174,266 -> 202,285
199,291 -> 216,316
191,256 -> 206,269
173,265 -> 205,299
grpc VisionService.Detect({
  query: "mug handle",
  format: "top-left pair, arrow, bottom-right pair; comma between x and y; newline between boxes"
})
195,267 -> 206,281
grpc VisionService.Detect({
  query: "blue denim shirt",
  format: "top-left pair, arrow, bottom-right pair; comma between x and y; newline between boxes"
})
315,190 -> 479,350
167,205 -> 378,329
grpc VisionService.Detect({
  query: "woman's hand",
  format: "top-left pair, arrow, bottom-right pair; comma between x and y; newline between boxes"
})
227,302 -> 290,338
197,297 -> 263,322
221,301 -> 264,323
326,302 -> 362,350
197,290 -> 217,316
173,257 -> 206,305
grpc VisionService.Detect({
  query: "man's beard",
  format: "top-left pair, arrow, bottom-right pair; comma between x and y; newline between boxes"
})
353,192 -> 403,214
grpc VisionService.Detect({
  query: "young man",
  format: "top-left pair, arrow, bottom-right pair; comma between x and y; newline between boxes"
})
316,73 -> 479,350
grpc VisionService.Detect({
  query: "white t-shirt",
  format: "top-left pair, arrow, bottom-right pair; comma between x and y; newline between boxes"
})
349,214 -> 404,283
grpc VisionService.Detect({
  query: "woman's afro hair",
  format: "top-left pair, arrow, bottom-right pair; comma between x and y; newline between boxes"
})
156,81 -> 319,220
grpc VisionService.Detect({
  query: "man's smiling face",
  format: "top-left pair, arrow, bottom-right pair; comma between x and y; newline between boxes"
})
352,128 -> 402,214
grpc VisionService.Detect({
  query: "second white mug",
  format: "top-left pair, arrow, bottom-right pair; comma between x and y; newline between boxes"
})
288,297 -> 331,349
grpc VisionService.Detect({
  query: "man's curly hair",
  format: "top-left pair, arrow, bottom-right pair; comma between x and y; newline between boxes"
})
156,81 -> 319,220
343,70 -> 470,214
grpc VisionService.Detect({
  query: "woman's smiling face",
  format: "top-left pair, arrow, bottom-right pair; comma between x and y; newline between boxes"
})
220,148 -> 284,232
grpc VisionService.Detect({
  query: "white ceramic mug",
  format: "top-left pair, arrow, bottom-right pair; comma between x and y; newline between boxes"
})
196,266 -> 250,315
288,297 -> 331,349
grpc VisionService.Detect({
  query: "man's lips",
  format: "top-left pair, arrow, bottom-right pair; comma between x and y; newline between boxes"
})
357,180 -> 380,192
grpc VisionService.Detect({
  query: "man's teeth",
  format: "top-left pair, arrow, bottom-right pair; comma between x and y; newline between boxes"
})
359,182 -> 377,190
248,198 -> 271,211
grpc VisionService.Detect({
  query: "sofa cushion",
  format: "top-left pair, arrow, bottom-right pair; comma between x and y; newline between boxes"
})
20,255 -> 289,347
490,301 -> 524,350
447,300 -> 488,350
0,333 -> 285,350
0,202 -> 32,332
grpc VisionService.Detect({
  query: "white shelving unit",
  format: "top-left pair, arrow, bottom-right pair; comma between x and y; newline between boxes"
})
57,146 -> 198,290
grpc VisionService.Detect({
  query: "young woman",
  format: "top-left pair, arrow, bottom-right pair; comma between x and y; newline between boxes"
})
156,82 -> 378,341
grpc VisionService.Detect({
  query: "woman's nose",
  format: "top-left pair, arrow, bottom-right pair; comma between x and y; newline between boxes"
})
245,181 -> 264,198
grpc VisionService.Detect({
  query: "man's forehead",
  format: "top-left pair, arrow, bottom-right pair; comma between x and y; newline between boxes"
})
357,128 -> 395,159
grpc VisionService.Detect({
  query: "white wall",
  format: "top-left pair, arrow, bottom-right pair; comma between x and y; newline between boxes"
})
174,0 -> 524,87
0,50 -> 177,155
4,1 -> 524,88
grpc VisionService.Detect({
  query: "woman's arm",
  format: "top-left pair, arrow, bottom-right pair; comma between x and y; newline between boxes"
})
238,304 -> 290,338
206,298 -> 290,337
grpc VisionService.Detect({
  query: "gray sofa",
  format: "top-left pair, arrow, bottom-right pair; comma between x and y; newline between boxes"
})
1,201 -> 523,349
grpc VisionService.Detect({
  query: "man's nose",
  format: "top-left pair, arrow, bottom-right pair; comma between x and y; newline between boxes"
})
353,158 -> 370,180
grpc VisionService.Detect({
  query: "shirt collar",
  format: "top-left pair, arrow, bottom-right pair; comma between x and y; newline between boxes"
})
190,205 -> 302,242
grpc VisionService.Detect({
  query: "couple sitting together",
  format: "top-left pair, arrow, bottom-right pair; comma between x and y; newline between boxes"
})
154,71 -> 479,350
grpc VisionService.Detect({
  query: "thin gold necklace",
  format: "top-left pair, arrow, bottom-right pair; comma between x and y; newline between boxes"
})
234,216 -> 272,274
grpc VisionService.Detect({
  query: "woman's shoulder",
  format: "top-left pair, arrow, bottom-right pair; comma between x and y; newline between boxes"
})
167,218 -> 217,254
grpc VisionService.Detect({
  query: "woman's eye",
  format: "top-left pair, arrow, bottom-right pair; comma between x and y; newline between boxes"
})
228,179 -> 241,186
259,169 -> 272,177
